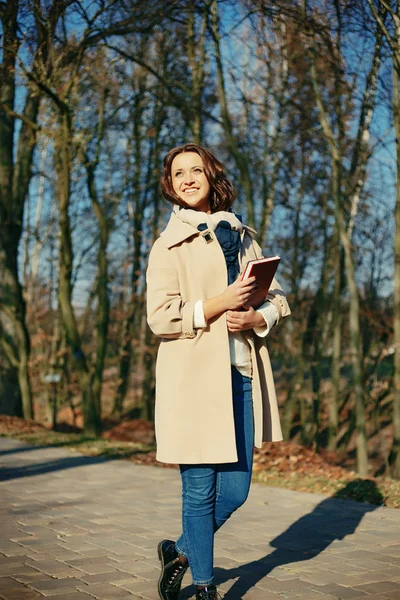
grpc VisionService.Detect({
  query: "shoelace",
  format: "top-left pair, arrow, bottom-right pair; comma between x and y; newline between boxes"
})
166,558 -> 188,590
197,587 -> 221,600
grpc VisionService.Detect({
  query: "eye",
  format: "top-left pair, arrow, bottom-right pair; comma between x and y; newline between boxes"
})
193,167 -> 203,173
174,170 -> 183,177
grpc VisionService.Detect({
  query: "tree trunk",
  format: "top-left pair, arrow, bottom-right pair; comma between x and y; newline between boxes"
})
390,60 -> 400,478
0,0 -> 37,419
328,307 -> 341,451
87,172 -> 110,426
281,322 -> 304,440
310,44 -> 369,475
328,232 -> 344,451
56,114 -> 100,436
114,87 -> 146,415
365,0 -> 400,480
210,0 -> 255,226
258,21 -> 289,247
84,87 -> 111,427
332,159 -> 368,475
187,0 -> 207,144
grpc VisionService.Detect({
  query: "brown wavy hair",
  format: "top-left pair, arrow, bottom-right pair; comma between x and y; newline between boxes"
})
160,143 -> 236,212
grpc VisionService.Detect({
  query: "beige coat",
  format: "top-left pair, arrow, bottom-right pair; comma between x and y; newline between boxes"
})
146,211 -> 291,464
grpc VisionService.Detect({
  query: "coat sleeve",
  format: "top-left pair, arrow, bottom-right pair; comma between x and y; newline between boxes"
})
146,237 -> 196,340
250,237 -> 291,323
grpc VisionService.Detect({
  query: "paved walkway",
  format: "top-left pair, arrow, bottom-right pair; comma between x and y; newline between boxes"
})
0,437 -> 399,600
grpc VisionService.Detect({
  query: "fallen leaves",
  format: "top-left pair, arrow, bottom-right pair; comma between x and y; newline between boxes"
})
253,441 -> 354,481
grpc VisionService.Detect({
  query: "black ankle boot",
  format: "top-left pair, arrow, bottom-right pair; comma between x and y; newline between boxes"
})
157,539 -> 188,600
196,585 -> 221,600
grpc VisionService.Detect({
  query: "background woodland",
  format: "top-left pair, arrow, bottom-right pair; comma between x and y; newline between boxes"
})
1,0 -> 399,480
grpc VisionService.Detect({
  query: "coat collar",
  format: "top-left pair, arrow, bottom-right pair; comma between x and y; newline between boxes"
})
160,211 -> 257,250
160,212 -> 200,249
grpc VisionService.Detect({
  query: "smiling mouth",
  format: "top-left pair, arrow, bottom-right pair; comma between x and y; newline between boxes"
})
184,188 -> 199,195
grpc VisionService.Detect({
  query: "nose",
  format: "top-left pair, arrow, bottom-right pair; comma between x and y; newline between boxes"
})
183,175 -> 195,186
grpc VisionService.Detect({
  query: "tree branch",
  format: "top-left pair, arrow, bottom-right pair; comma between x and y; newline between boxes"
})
0,103 -> 41,131
367,0 -> 400,67
309,44 -> 340,161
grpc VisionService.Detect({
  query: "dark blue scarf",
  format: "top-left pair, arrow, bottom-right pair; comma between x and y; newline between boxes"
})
198,220 -> 241,285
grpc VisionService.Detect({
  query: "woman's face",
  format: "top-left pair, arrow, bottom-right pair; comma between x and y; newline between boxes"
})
171,152 -> 211,213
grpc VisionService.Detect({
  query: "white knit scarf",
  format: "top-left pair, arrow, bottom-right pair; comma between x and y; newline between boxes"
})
173,205 -> 244,233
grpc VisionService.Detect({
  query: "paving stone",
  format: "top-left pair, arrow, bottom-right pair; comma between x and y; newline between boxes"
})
317,583 -> 369,598
106,597 -> 139,600
105,560 -> 154,575
340,550 -> 400,565
354,582 -> 400,594
40,594 -> 93,600
383,592 -> 400,600
348,596 -> 395,600
77,571 -> 137,584
105,552 -> 147,565
0,577 -> 44,600
62,557 -> 116,575
76,582 -> 132,597
278,591 -> 314,599
0,591 -> 45,600
254,576 -> 290,592
23,545 -> 80,559
296,572 -> 341,586
301,569 -> 346,584
29,577 -> 88,594
223,547 -> 267,562
14,572 -> 54,585
380,568 -> 400,579
380,547 -> 400,557
115,580 -> 161,600
0,564 -> 40,579
238,590 -> 280,600
353,572 -> 398,584
323,574 -> 367,587
55,542 -> 98,553
293,594 -> 342,600
325,565 -> 372,577
25,559 -> 86,578
0,577 -> 27,590
115,580 -> 160,593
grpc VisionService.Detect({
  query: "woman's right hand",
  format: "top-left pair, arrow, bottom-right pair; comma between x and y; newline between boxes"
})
220,276 -> 257,311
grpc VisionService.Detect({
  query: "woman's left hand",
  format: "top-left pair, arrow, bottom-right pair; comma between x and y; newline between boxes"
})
226,306 -> 266,332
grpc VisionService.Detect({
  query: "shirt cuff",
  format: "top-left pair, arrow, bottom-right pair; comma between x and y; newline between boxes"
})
254,301 -> 279,338
193,300 -> 207,329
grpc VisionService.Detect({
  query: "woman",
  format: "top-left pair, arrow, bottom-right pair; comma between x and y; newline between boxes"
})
146,143 -> 291,600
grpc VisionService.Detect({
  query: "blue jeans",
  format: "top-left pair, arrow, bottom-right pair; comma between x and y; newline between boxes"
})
175,367 -> 254,585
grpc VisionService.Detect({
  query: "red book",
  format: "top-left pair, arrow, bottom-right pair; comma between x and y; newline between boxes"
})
240,256 -> 281,308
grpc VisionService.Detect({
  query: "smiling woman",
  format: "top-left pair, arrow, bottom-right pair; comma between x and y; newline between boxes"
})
147,143 -> 291,600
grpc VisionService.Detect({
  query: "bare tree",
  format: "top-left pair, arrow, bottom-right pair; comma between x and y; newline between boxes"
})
0,0 -> 73,419
308,1 -> 384,475
23,0 -> 175,434
367,0 -> 400,479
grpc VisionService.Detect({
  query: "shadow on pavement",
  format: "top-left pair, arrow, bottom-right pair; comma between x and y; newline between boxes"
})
0,438 -> 102,457
0,444 -> 49,457
0,453 -> 111,481
212,481 -> 383,599
0,440 -> 154,480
